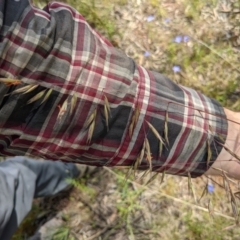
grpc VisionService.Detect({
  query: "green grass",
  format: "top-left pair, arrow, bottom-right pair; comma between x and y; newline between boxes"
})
67,177 -> 97,200
115,171 -> 144,238
52,225 -> 75,240
183,211 -> 240,240
144,0 -> 240,110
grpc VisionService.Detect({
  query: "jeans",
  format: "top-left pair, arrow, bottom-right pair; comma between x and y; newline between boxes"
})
0,157 -> 79,240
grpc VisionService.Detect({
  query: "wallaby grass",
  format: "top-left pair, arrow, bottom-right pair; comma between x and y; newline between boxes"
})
13,0 -> 240,239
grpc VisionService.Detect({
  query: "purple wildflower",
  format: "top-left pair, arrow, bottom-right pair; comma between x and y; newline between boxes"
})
183,35 -> 190,42
173,35 -> 190,43
174,35 -> 182,43
172,65 -> 181,73
147,15 -> 155,22
144,51 -> 151,57
207,183 -> 214,194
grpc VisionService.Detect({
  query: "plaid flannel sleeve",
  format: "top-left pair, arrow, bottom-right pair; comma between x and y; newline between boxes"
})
0,0 -> 228,177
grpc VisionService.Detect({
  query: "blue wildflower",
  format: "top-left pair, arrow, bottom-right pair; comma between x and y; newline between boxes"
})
144,51 -> 151,57
173,35 -> 190,43
174,35 -> 182,43
172,65 -> 181,73
147,15 -> 155,22
207,183 -> 214,194
183,35 -> 190,42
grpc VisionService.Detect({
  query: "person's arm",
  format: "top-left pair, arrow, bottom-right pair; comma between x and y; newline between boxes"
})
0,0 -> 238,179
206,109 -> 240,179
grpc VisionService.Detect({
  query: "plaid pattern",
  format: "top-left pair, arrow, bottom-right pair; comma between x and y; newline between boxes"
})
0,1 -> 227,177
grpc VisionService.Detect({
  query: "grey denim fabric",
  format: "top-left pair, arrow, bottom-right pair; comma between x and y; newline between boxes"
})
0,157 -> 79,240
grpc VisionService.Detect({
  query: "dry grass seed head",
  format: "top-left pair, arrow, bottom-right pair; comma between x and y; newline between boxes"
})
103,95 -> 111,131
146,120 -> 165,158
129,105 -> 140,138
5,84 -> 36,96
159,141 -> 163,157
85,108 -> 97,128
40,88 -> 53,105
27,89 -> 47,104
104,94 -> 110,112
144,137 -> 152,172
0,78 -> 22,86
104,104 -> 109,130
146,121 -> 165,145
70,94 -> 77,115
164,111 -> 169,145
86,109 -> 97,143
24,84 -> 39,94
134,140 -> 145,176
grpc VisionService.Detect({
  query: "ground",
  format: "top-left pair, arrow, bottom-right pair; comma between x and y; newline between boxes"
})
13,0 -> 240,239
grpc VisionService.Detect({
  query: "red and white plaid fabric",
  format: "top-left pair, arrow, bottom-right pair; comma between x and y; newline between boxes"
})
0,1 -> 227,177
